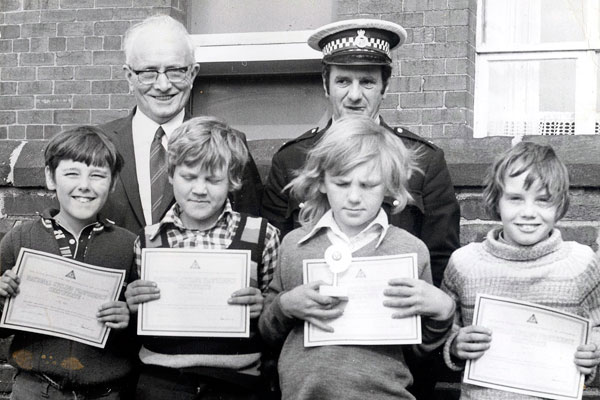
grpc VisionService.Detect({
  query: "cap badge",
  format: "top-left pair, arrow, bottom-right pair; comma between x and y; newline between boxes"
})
354,29 -> 369,48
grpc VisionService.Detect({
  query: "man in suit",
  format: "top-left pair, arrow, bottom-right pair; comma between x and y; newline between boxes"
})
100,15 -> 261,234
260,19 -> 461,398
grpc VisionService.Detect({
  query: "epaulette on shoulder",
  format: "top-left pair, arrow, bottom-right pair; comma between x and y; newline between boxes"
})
392,126 -> 439,150
277,127 -> 320,152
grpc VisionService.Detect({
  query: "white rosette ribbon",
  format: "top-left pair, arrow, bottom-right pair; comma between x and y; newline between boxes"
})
324,244 -> 352,274
320,244 -> 352,298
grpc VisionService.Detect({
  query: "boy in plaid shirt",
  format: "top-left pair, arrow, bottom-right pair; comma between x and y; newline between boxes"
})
125,116 -> 279,399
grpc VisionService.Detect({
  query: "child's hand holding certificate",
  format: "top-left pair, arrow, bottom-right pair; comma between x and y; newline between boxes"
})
0,248 -> 126,348
464,294 -> 590,400
303,253 -> 422,347
137,248 -> 251,338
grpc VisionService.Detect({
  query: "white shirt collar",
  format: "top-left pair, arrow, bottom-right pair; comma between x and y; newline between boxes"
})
131,108 -> 185,226
133,108 -> 185,141
298,208 -> 389,250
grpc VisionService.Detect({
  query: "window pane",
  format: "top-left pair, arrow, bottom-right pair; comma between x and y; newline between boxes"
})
482,0 -> 590,46
486,58 -> 576,135
191,75 -> 330,140
190,0 -> 335,34
539,60 -> 575,112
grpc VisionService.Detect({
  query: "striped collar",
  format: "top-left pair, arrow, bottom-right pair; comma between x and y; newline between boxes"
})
39,208 -> 112,231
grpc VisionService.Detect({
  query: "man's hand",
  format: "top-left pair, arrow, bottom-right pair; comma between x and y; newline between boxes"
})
279,281 -> 344,332
124,279 -> 160,313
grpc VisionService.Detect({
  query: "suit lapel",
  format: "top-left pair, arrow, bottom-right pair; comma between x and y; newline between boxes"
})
110,110 -> 194,224
108,112 -> 146,226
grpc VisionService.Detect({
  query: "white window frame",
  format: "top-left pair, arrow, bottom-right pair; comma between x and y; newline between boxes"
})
474,0 -> 600,137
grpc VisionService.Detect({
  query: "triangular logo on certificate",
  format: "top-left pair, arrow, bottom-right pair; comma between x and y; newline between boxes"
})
65,270 -> 76,280
189,260 -> 201,269
527,314 -> 538,324
355,269 -> 366,278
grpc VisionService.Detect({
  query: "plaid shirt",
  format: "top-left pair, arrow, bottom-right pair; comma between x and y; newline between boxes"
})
134,200 -> 279,292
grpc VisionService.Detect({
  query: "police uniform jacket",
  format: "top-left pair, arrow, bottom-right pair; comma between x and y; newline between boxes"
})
261,118 -> 460,286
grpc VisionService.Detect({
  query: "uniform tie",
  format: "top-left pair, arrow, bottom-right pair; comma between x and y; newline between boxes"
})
150,126 -> 168,224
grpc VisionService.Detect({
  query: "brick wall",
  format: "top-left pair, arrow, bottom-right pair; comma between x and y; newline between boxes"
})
1,0 -> 600,398
0,0 -> 187,140
336,0 -> 476,139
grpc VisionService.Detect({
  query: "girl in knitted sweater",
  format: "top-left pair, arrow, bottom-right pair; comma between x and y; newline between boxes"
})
442,142 -> 600,399
259,116 -> 455,400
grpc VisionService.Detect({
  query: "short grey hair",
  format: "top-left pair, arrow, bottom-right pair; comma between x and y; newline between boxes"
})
123,15 -> 194,64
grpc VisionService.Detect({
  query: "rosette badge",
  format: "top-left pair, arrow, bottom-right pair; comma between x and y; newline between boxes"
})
320,244 -> 352,299
324,244 -> 352,274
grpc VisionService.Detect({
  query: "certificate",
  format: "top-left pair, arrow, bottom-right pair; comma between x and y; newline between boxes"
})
0,248 -> 126,348
138,248 -> 251,337
303,254 -> 421,347
464,294 -> 589,400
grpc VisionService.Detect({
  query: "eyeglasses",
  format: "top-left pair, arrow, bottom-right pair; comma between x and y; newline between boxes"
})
128,65 -> 192,85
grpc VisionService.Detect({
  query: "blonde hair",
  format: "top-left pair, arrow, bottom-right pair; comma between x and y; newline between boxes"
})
168,117 -> 248,191
287,116 -> 420,227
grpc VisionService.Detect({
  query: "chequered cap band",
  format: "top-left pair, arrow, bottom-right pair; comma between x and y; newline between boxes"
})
322,34 -> 391,58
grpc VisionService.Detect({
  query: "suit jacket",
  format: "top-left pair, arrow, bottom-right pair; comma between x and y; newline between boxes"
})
99,109 -> 263,234
261,118 -> 460,287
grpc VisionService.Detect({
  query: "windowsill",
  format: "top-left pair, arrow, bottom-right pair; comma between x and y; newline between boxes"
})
194,59 -> 323,76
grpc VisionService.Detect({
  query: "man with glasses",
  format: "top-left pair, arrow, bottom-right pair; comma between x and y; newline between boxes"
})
100,15 -> 262,233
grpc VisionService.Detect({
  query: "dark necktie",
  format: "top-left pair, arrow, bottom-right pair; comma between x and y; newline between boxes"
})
150,126 -> 168,224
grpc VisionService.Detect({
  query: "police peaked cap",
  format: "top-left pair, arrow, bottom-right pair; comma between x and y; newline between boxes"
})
308,19 -> 407,65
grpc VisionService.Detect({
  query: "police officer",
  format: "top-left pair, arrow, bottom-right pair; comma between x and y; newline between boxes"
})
261,19 -> 460,398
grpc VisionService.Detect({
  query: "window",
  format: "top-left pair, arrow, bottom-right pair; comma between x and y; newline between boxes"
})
188,1 -> 335,140
192,75 -> 330,140
474,0 -> 600,137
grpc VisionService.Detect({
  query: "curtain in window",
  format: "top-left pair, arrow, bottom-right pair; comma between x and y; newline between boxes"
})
485,0 -> 541,135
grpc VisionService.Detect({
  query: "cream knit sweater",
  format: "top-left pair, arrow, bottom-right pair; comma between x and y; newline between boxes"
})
442,228 -> 600,400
